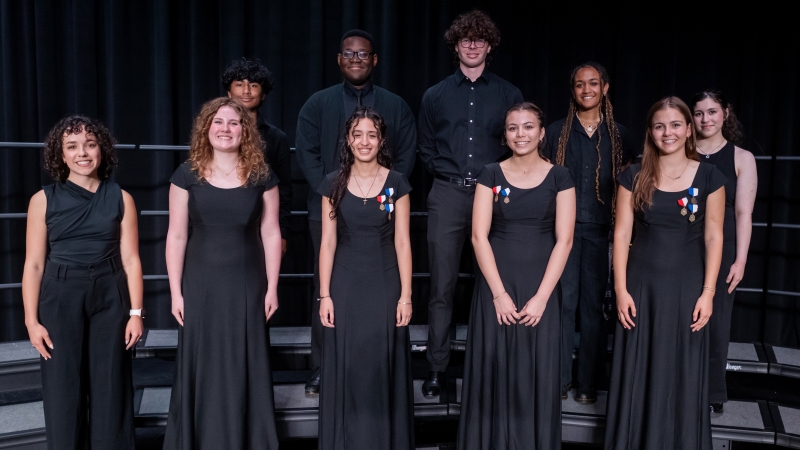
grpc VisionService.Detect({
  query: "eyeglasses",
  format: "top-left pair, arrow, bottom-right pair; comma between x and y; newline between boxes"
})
459,38 -> 487,48
340,50 -> 374,60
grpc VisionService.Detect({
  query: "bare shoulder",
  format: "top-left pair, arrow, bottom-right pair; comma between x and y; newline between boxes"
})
734,146 -> 756,164
28,190 -> 46,211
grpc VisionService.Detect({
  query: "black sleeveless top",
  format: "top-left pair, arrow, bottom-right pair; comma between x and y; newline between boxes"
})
43,181 -> 124,265
702,141 -> 737,243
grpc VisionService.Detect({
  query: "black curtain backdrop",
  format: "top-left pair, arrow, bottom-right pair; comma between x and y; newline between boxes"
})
1,1 -> 798,348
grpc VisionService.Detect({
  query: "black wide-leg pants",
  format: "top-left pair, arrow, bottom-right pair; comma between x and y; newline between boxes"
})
560,221 -> 609,389
309,219 -> 324,370
426,180 -> 475,372
37,257 -> 134,450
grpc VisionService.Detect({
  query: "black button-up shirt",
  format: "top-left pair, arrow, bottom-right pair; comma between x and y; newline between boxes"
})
418,69 -> 523,180
257,114 -> 293,238
342,80 -> 375,116
544,118 -> 636,224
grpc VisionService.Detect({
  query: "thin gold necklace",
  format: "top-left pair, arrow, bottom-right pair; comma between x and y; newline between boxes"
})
661,160 -> 690,180
512,157 -> 540,175
213,161 -> 238,177
353,167 -> 380,205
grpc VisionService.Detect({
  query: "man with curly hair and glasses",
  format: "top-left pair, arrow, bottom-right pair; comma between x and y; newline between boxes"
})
418,10 -> 523,398
295,29 -> 417,394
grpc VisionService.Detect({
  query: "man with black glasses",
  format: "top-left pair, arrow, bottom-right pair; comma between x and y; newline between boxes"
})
295,29 -> 416,394
418,11 -> 523,398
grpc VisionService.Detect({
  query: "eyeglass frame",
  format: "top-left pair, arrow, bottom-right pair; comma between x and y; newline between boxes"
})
339,50 -> 374,60
459,38 -> 487,48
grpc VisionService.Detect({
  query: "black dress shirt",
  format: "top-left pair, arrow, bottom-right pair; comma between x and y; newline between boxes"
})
342,80 -> 375,116
543,118 -> 636,224
257,114 -> 292,238
417,68 -> 523,180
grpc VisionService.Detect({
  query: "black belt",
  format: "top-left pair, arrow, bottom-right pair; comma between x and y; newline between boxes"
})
435,174 -> 478,187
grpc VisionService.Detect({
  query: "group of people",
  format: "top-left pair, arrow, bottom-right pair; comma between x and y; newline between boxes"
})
19,8 -> 758,450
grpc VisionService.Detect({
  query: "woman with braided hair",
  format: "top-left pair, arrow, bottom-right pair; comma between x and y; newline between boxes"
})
543,62 -> 635,404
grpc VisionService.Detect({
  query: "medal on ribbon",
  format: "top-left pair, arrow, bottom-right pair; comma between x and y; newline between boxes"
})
377,195 -> 386,211
385,203 -> 394,220
678,197 -> 689,216
385,188 -> 395,204
492,186 -> 502,202
688,203 -> 698,222
687,187 -> 699,221
501,188 -> 511,204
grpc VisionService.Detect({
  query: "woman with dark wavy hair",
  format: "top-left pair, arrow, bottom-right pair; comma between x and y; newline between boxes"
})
22,115 -> 143,449
163,97 -> 281,449
605,97 -> 725,450
317,107 -> 414,450
691,90 -> 757,413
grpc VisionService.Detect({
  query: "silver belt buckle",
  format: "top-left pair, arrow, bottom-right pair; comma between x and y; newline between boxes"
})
463,178 -> 477,187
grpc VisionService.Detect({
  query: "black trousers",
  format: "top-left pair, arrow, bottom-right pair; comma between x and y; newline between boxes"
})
561,222 -> 610,389
426,179 -> 475,372
38,257 -> 134,450
709,240 -> 736,403
309,219 -> 324,370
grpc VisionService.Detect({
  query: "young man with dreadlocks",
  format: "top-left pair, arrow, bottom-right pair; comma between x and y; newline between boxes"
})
418,10 -> 523,398
543,62 -> 635,404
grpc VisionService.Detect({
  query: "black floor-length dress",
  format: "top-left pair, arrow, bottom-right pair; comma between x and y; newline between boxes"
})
164,162 -> 280,450
458,163 -> 574,450
317,170 -> 414,450
605,162 -> 726,450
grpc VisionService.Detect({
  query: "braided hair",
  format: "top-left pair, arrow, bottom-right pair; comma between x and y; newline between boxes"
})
554,62 -> 625,219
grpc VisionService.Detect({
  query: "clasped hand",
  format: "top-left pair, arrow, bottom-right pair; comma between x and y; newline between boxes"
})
492,292 -> 547,326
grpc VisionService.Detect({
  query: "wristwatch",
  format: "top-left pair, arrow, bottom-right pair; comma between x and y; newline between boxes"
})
130,308 -> 146,319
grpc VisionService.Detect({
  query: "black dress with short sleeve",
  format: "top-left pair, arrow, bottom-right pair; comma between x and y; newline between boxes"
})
458,163 -> 575,450
316,169 -> 414,450
163,162 -> 280,450
604,162 -> 726,450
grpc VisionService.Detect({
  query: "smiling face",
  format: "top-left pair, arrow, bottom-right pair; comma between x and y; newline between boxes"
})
208,106 -> 243,153
455,37 -> 491,70
649,107 -> 693,156
505,110 -> 544,157
347,117 -> 382,163
692,97 -> 726,140
62,127 -> 102,178
338,36 -> 377,86
227,79 -> 265,112
572,67 -> 609,112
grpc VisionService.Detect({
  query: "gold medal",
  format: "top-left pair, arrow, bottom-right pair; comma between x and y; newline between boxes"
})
388,197 -> 393,204
504,197 -> 510,204
681,208 -> 688,216
388,212 -> 392,220
691,197 -> 697,204
494,195 -> 498,202
689,214 -> 696,222
380,204 -> 385,211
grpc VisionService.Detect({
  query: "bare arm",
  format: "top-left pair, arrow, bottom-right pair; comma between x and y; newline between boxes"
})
519,187 -> 576,326
471,184 -> 519,325
22,191 -> 53,359
613,186 -> 636,329
318,197 -> 337,327
728,148 -> 757,293
693,187 -> 725,331
393,194 -> 412,326
120,191 -> 144,349
165,184 -> 189,326
261,186 -> 282,321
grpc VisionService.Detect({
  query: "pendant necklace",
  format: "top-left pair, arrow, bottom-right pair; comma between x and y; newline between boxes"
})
660,160 -> 690,181
353,168 -> 380,205
213,161 -> 239,177
576,112 -> 603,133
696,139 -> 726,159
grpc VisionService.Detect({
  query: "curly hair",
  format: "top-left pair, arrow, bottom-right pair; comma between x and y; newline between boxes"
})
554,62 -> 625,220
444,10 -> 501,66
221,58 -> 274,95
690,89 -> 744,146
328,107 -> 393,219
503,102 -> 548,161
43,115 -> 117,183
188,97 -> 268,185
633,96 -> 699,211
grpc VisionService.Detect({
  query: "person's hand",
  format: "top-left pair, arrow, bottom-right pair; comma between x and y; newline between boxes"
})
616,290 -> 636,330
320,297 -> 335,328
493,291 -> 519,325
281,239 -> 287,256
264,290 -> 279,322
171,296 -> 184,326
726,260 -> 745,294
518,293 -> 548,327
27,322 -> 53,360
396,300 -> 412,327
125,316 -> 144,350
691,291 -> 714,332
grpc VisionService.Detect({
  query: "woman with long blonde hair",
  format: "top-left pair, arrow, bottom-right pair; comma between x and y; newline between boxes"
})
605,96 -> 726,450
163,97 -> 281,449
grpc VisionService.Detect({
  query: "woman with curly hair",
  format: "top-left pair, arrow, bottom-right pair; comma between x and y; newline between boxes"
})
22,115 -> 143,449
163,97 -> 281,449
690,90 -> 757,413
317,107 -> 414,450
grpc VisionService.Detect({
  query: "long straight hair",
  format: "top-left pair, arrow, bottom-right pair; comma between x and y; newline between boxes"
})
633,96 -> 699,211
